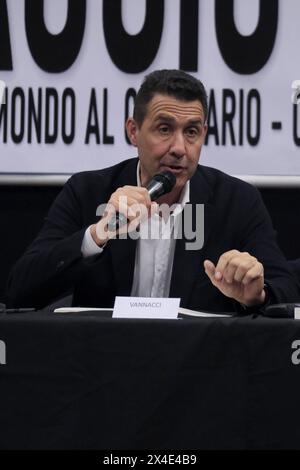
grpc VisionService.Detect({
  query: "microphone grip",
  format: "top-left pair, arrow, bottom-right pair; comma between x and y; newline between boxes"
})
107,211 -> 128,232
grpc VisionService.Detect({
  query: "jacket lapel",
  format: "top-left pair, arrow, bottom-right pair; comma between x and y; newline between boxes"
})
169,167 -> 216,307
109,159 -> 139,296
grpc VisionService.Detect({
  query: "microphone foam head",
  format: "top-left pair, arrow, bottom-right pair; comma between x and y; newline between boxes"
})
153,171 -> 176,194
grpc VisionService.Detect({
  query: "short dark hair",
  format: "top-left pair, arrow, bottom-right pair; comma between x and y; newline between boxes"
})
133,69 -> 208,126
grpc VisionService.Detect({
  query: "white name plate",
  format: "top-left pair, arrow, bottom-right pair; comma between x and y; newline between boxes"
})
113,297 -> 180,319
294,307 -> 300,320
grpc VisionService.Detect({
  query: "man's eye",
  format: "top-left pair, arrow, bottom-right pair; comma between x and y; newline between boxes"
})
158,126 -> 170,134
186,128 -> 198,137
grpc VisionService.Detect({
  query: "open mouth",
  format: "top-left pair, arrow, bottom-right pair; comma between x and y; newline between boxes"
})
160,165 -> 185,173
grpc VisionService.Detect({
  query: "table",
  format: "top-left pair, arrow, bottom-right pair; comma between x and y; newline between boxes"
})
0,311 -> 300,449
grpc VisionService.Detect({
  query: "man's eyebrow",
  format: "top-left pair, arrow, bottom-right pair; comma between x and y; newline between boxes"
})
153,114 -> 176,123
186,119 -> 204,127
153,114 -> 203,126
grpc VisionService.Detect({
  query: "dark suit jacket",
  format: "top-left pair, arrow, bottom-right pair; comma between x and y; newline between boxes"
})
7,158 -> 300,311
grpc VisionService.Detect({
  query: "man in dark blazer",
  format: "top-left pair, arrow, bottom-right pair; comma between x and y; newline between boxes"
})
7,70 -> 299,312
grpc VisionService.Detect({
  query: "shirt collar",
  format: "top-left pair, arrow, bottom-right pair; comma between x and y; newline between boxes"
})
136,160 -> 190,216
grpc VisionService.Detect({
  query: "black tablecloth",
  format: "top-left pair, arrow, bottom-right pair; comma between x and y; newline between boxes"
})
0,311 -> 300,449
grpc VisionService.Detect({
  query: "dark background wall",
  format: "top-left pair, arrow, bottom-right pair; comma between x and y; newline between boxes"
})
1,184 -> 300,305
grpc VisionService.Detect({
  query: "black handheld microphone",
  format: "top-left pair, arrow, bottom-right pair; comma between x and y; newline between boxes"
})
107,170 -> 176,232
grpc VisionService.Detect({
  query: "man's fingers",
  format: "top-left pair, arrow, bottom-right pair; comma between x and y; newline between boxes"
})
204,251 -> 265,306
224,257 -> 255,284
241,263 -> 264,286
214,250 -> 240,276
117,186 -> 152,208
204,260 -> 218,281
215,251 -> 260,284
123,186 -> 152,206
231,259 -> 255,283
107,186 -> 153,228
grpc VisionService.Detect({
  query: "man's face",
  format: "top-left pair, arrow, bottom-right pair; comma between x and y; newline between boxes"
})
126,93 -> 207,192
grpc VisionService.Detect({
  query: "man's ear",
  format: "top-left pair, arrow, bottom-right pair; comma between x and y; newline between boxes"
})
126,118 -> 139,146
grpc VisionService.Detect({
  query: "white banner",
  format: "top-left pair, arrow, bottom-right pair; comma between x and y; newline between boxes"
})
0,0 -> 300,176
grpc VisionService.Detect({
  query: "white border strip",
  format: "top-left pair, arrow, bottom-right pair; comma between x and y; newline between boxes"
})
0,174 -> 71,186
0,173 -> 300,188
239,175 -> 300,188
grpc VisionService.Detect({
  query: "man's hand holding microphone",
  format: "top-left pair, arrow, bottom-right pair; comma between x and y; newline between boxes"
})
90,171 -> 176,247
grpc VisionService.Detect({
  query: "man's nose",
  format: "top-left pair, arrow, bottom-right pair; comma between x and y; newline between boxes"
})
169,131 -> 186,158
